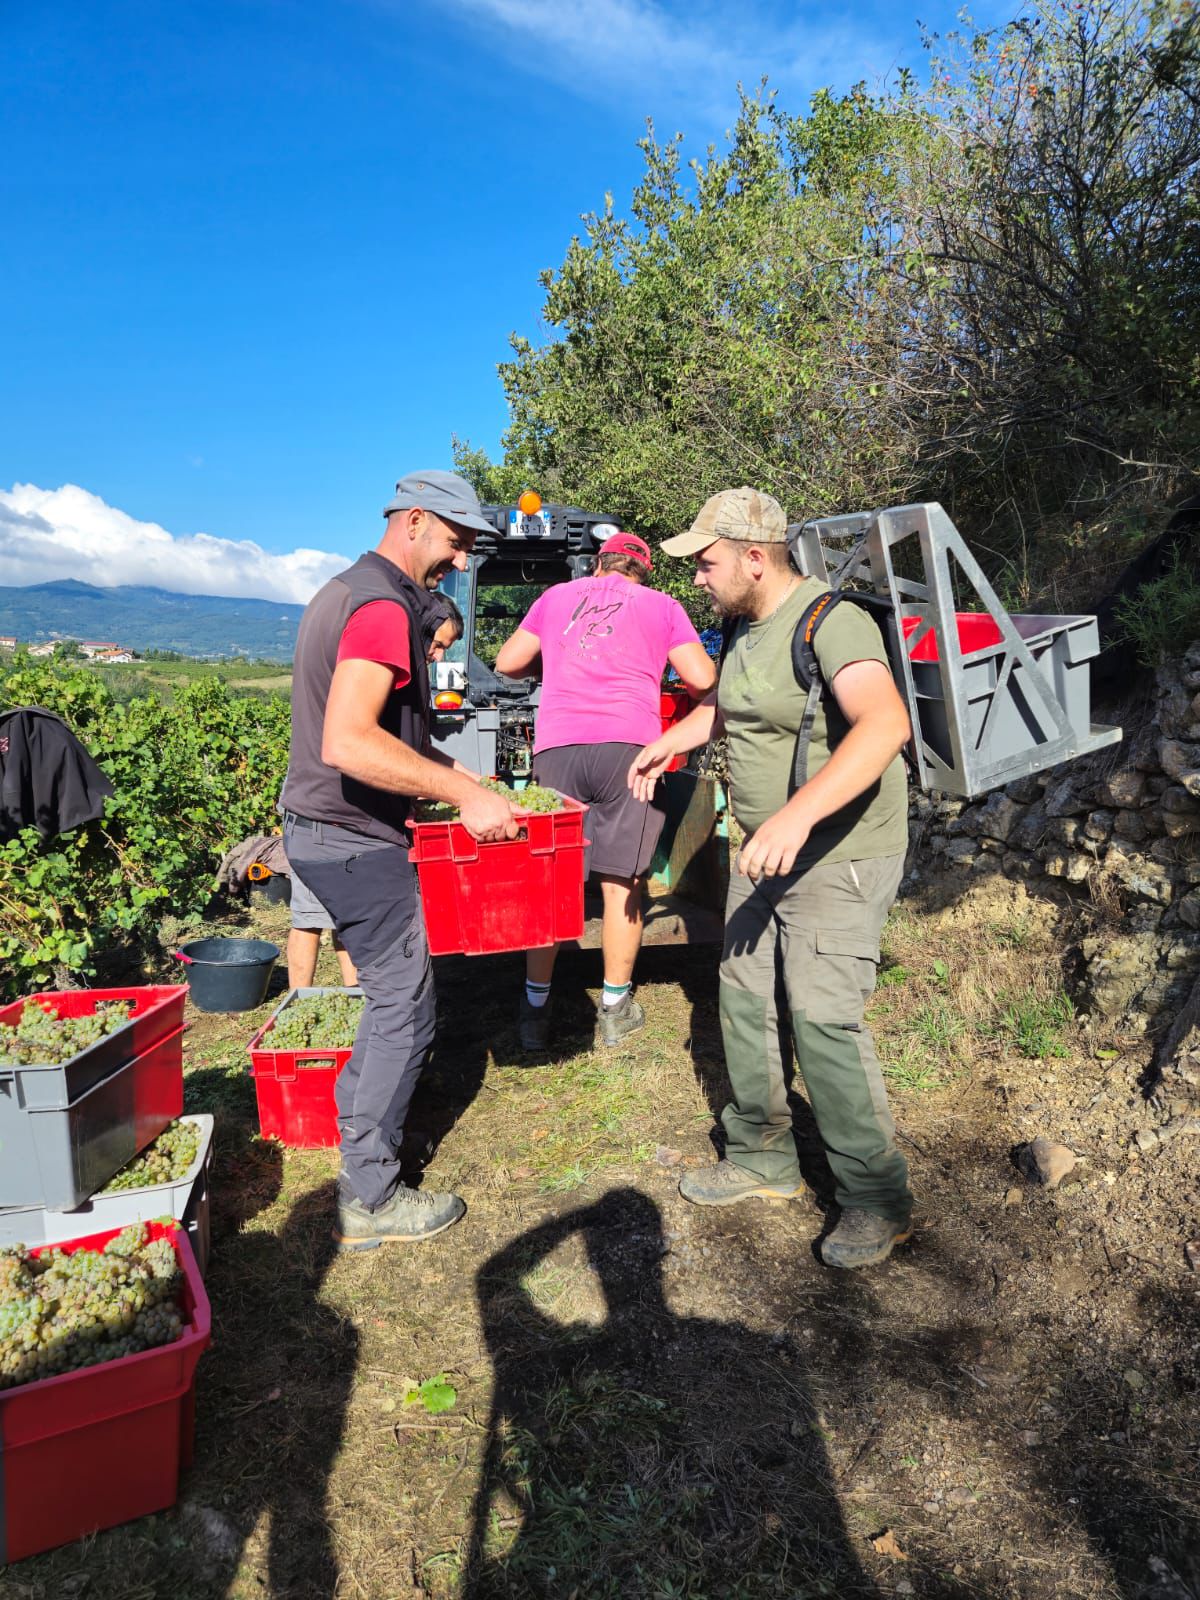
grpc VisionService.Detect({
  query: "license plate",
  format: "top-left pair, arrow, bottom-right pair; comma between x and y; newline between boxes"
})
507,508 -> 552,539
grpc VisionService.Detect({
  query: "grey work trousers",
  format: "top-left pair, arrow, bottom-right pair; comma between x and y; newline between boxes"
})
283,815 -> 435,1211
719,853 -> 912,1222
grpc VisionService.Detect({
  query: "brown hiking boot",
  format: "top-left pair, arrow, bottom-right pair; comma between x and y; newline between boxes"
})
678,1158 -> 805,1206
595,992 -> 645,1047
334,1184 -> 465,1250
518,994 -> 552,1053
820,1207 -> 912,1269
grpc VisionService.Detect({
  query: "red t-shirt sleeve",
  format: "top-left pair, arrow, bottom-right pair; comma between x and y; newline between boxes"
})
337,600 -> 412,688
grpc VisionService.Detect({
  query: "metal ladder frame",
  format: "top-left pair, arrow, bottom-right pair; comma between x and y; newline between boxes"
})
790,501 -> 1122,797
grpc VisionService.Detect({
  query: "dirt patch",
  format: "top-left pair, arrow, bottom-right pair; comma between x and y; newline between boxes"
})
5,881 -> 1199,1599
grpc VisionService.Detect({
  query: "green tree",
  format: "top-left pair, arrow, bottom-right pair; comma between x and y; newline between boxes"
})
464,0 -> 1200,611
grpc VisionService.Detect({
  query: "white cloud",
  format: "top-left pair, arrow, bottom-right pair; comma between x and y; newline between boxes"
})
420,0 -> 908,119
0,483 -> 347,606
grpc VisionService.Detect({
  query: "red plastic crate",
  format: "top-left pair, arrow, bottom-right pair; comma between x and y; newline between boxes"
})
659,689 -> 693,771
246,987 -> 358,1148
249,1059 -> 344,1147
0,1220 -> 211,1563
0,985 -> 188,1110
409,794 -> 589,957
902,612 -> 1004,661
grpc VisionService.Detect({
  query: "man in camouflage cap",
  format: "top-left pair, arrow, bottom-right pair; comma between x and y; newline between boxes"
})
629,487 -> 914,1269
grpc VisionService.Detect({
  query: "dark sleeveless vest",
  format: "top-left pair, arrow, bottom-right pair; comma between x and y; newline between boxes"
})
281,551 -> 432,844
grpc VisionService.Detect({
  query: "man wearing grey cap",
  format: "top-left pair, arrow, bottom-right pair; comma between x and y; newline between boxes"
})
282,470 -> 517,1251
628,487 -> 914,1269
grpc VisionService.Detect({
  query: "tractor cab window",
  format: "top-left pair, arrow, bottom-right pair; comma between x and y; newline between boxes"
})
434,567 -> 471,667
473,560 -> 575,666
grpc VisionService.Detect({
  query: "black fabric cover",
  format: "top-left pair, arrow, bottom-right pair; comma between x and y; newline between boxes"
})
0,705 -> 114,841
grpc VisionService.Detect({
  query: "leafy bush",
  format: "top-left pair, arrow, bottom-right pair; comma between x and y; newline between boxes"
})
1115,550 -> 1200,667
0,654 -> 290,994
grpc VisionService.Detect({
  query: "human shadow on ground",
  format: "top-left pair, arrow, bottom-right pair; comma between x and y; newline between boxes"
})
188,1156 -> 355,1600
460,1186 -> 973,1599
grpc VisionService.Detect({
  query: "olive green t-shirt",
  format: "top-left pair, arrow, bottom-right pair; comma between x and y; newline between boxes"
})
718,578 -> 908,868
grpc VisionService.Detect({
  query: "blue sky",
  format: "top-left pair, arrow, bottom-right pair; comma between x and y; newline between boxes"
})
0,0 -> 1003,599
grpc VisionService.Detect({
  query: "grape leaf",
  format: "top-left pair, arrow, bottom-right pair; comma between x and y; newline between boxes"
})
404,1373 -> 458,1414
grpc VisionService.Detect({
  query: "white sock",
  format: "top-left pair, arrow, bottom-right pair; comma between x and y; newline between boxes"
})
602,982 -> 631,1009
525,980 -> 551,1009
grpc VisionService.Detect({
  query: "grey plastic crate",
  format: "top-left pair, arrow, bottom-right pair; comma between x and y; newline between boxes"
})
0,986 -> 187,1110
0,1116 -> 213,1273
0,1026 -> 184,1211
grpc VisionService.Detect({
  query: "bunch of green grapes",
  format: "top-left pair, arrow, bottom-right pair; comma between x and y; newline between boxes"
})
0,1000 -> 134,1067
413,777 -> 563,823
0,1225 -> 185,1391
99,1119 -> 200,1193
508,783 -> 562,813
268,992 -> 365,1050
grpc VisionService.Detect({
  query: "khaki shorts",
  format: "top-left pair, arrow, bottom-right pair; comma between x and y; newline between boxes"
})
289,865 -> 336,931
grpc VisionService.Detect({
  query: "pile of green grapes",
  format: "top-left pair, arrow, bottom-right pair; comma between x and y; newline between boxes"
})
268,991 -> 365,1050
414,778 -> 564,823
0,1000 -> 134,1068
99,1119 -> 200,1193
0,1224 -> 185,1391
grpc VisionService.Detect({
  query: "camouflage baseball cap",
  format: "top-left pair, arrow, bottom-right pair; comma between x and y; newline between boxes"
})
660,486 -> 789,557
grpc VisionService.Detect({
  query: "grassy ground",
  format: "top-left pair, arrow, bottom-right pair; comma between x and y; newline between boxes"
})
3,874 -> 1199,1600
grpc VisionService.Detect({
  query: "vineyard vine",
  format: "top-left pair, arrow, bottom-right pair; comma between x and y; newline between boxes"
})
0,655 -> 291,996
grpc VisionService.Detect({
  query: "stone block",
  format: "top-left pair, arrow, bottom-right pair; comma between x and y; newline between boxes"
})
1100,769 -> 1146,809
1158,740 -> 1200,798
975,792 -> 1026,843
1044,775 -> 1094,816
1043,850 -> 1092,883
1009,802 -> 1048,852
1006,775 -> 1044,804
1083,808 -> 1116,843
1114,809 -> 1149,844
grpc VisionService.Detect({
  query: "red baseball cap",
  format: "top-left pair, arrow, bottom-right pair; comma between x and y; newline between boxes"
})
598,529 -> 653,570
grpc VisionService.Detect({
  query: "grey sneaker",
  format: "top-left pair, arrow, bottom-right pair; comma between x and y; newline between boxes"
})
518,994 -> 552,1053
679,1158 -> 805,1207
596,992 -> 645,1047
820,1207 -> 912,1269
334,1184 -> 465,1251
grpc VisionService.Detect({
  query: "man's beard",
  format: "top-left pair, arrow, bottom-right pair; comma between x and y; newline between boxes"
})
708,579 -> 755,619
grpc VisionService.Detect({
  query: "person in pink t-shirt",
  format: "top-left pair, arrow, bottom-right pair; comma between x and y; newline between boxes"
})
495,530 -> 716,1051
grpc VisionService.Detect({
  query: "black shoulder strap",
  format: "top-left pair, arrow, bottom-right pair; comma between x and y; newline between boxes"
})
790,588 -> 910,792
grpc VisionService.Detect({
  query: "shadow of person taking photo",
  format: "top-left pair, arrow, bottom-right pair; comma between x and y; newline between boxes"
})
462,1186 -> 899,1599
187,1138 -> 354,1600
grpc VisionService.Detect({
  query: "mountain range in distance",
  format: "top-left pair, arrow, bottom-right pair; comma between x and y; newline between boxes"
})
0,578 -> 306,661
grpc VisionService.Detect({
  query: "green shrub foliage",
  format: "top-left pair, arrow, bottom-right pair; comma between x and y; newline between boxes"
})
0,655 -> 291,995
456,0 -> 1200,619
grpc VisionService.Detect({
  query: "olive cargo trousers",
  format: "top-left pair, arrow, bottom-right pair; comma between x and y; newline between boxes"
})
719,853 -> 912,1223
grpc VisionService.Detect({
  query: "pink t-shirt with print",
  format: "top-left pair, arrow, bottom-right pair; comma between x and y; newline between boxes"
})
521,574 -> 700,753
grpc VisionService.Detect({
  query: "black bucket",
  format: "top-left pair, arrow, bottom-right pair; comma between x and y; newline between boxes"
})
176,937 -> 281,1013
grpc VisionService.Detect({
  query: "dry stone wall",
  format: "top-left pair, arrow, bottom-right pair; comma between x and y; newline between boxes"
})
907,644 -> 1200,1035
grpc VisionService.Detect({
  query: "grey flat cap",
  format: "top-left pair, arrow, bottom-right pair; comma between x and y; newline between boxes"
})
383,470 -> 495,536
